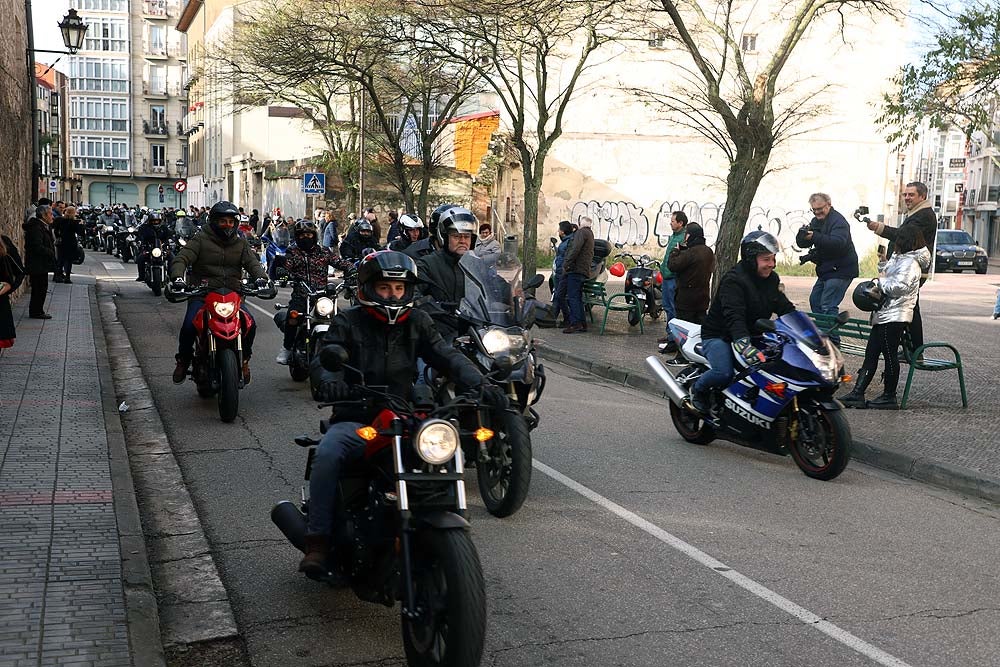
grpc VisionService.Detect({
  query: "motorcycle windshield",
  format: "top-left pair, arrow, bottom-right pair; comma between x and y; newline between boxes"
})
774,311 -> 825,352
458,252 -> 521,327
273,227 -> 290,248
176,219 -> 195,238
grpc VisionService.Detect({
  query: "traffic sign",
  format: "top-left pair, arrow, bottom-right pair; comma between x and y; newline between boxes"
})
173,180 -> 187,192
48,179 -> 57,193
302,172 -> 326,195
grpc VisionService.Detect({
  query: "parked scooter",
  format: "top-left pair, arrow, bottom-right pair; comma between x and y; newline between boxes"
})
609,244 -> 662,326
645,311 -> 853,480
270,348 -> 487,667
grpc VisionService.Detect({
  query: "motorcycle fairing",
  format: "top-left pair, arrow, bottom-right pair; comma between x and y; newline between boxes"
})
668,319 -> 708,364
193,290 -> 251,340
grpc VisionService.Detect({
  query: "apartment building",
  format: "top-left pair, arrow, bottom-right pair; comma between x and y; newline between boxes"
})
960,111 -> 1000,255
69,0 -> 188,208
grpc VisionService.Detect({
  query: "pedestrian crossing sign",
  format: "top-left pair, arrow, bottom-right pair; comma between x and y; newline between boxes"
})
302,172 -> 326,195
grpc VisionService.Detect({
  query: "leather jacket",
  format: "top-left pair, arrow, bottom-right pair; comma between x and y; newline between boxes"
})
872,248 -> 930,325
310,306 -> 484,423
701,261 -> 796,342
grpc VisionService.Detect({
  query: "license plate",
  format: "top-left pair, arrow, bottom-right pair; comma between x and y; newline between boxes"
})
634,293 -> 646,299
958,261 -> 973,266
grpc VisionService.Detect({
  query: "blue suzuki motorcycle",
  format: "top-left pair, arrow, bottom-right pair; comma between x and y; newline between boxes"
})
646,311 -> 852,480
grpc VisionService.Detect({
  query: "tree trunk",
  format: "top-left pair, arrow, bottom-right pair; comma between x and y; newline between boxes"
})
713,143 -> 771,292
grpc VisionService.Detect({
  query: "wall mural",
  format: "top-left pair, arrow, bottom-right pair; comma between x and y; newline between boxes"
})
569,198 -> 816,254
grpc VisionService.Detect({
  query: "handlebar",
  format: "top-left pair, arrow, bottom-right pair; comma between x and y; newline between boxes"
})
165,282 -> 277,303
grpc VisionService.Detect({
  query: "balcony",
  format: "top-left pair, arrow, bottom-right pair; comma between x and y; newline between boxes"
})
975,185 -> 1000,212
143,119 -> 169,137
144,41 -> 169,60
143,0 -> 168,18
143,82 -> 168,98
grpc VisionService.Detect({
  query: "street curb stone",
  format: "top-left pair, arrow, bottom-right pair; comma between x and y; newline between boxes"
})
96,281 -> 244,660
536,342 -> 1000,505
89,287 -> 167,667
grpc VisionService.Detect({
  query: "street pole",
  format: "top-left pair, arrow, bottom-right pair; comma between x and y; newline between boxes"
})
25,0 -> 39,203
358,89 -> 365,213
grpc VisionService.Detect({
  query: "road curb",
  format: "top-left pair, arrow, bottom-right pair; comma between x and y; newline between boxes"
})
536,342 -> 1000,505
95,281 -> 245,661
90,287 -> 167,667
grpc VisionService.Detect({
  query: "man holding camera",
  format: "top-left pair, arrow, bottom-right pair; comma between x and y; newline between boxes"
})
796,193 -> 858,344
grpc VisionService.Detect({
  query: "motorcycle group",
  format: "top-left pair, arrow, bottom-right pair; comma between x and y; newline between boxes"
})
72,197 -> 854,666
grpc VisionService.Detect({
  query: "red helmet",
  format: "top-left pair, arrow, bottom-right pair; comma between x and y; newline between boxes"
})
609,261 -> 626,277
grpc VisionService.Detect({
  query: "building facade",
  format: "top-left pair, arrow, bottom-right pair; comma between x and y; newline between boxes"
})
960,107 -> 1000,255
2,0 -> 31,251
69,0 -> 188,208
35,64 -> 77,203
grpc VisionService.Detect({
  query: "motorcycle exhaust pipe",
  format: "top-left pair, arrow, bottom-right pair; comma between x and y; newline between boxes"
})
644,355 -> 689,407
270,500 -> 308,553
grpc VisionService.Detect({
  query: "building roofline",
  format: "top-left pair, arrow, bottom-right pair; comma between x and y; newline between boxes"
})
448,110 -> 500,124
176,0 -> 203,33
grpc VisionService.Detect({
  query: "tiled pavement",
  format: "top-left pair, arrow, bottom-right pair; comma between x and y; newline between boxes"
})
0,282 -> 153,667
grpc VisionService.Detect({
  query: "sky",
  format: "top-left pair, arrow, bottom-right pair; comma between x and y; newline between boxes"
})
32,0 -> 73,74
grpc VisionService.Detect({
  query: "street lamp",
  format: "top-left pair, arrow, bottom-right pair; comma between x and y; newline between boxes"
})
106,163 -> 114,206
58,10 -> 88,55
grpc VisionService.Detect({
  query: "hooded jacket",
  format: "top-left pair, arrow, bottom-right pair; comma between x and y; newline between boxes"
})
872,247 -> 930,325
666,230 -> 715,313
169,226 -> 267,290
701,260 -> 796,342
563,224 -> 595,276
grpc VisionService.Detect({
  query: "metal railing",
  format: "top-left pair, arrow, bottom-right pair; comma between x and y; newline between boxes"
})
143,0 -> 168,17
143,119 -> 169,136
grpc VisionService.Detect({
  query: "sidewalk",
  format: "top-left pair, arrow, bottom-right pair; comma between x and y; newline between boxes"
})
534,273 -> 1000,503
0,281 -> 162,666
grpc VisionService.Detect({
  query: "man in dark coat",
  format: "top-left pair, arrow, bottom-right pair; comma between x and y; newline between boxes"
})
666,222 -> 715,325
52,206 -> 83,284
22,205 -> 57,319
868,180 -> 936,350
562,216 -> 595,333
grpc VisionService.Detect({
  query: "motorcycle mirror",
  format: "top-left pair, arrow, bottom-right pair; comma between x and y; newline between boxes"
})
755,318 -> 777,333
524,274 -> 544,290
614,242 -> 624,249
320,345 -> 350,372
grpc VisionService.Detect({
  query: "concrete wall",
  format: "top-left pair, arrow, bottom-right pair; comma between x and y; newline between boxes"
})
2,0 -> 32,273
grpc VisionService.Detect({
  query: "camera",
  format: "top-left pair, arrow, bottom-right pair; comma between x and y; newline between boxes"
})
853,206 -> 871,223
799,249 -> 819,265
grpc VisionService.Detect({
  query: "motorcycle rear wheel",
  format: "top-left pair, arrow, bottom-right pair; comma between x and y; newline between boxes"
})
477,411 -> 532,518
627,308 -> 641,327
402,530 -> 486,667
217,349 -> 240,423
788,407 -> 851,481
289,354 -> 309,382
669,401 -> 715,445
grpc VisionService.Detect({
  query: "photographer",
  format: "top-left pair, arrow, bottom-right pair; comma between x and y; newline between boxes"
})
796,193 -> 858,343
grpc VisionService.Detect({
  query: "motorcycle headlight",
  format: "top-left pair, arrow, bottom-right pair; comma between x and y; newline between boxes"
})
105,225 -> 114,232
481,327 -> 528,359
212,302 -> 237,318
799,340 -> 843,383
414,419 -> 459,465
179,238 -> 187,246
151,247 -> 162,258
128,227 -> 136,233
314,297 -> 335,317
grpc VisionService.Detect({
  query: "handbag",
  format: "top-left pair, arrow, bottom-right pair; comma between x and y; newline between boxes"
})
73,246 -> 85,265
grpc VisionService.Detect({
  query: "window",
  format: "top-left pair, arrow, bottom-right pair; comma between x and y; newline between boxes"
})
79,0 -> 128,11
70,57 -> 129,93
147,25 -> 166,55
71,135 -> 129,171
648,29 -> 669,49
71,96 -> 129,132
151,144 -> 166,169
147,65 -> 167,95
741,34 -> 757,53
150,104 -> 166,127
83,17 -> 128,52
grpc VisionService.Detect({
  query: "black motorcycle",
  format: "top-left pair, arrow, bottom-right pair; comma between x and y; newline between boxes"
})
100,222 -> 117,255
115,224 -> 139,263
609,244 -> 662,326
274,280 -> 343,384
142,240 -> 171,297
271,348 -> 487,667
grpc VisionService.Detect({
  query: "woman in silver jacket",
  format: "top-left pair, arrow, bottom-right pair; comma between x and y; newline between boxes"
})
841,225 -> 931,409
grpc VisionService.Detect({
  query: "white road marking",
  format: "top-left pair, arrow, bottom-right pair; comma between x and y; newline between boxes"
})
102,261 -> 127,271
532,459 -> 913,667
246,301 -> 276,319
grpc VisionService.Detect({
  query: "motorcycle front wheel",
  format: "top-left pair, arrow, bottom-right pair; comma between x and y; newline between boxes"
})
402,530 -> 486,667
669,401 -> 715,445
477,411 -> 532,518
627,307 -> 641,327
217,348 -> 240,423
788,407 -> 851,481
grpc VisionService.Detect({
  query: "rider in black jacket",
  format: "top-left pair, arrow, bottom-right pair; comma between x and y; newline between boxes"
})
687,231 -> 796,413
135,210 -> 172,281
338,219 -> 378,261
416,206 -> 482,340
301,251 -> 505,578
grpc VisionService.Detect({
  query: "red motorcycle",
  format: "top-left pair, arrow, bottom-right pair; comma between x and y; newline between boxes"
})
167,281 -> 276,422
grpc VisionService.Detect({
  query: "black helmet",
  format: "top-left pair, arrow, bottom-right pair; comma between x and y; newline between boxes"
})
430,203 -> 456,228
356,219 -> 373,235
356,251 -> 419,325
740,230 -> 780,263
147,210 -> 162,223
852,280 -> 884,312
208,200 -> 240,239
435,206 -> 478,250
294,220 -> 319,250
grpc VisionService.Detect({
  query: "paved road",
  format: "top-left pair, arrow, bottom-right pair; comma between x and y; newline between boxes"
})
102,267 -> 1000,667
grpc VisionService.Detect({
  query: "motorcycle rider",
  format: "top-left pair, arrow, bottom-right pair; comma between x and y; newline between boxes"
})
403,203 -> 450,260
275,220 -> 352,364
338,218 -> 377,261
686,230 -> 796,414
301,251 -> 506,578
416,206 -> 482,341
135,210 -> 172,282
169,200 -> 270,385
386,214 -> 424,252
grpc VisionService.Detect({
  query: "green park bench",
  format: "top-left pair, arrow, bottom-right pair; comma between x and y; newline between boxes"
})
581,280 -> 643,335
807,312 -> 967,409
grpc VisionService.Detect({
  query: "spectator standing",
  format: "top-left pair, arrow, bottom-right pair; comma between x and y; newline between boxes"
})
473,223 -> 501,265
22,204 -> 57,319
249,209 -> 260,234
657,210 -> 688,348
0,234 -> 26,348
562,216 -> 595,334
867,181 -> 936,352
363,208 -> 382,245
385,210 -> 401,243
666,221 -> 715,326
796,193 -> 859,345
551,221 -> 576,327
52,206 -> 83,284
322,210 -> 339,248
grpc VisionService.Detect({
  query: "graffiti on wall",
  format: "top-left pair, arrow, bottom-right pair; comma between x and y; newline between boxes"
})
570,198 -> 814,254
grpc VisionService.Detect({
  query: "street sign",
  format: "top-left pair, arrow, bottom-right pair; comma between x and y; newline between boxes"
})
173,180 -> 187,192
955,183 -> 965,193
302,172 -> 326,195
949,158 -> 966,169
48,179 -> 57,193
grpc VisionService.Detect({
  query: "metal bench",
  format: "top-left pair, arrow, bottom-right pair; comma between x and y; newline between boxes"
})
581,280 -> 643,335
807,312 -> 967,409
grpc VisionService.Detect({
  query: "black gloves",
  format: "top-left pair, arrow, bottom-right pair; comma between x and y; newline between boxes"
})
734,337 -> 767,365
170,278 -> 186,292
317,379 -> 351,402
481,384 -> 509,411
255,277 -> 271,289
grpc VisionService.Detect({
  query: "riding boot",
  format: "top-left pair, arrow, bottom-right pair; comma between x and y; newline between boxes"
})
242,359 -> 252,384
839,369 -> 874,408
867,391 -> 899,410
173,354 -> 191,384
298,534 -> 331,578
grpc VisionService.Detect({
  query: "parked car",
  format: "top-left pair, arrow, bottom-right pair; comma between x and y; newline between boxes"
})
934,229 -> 988,274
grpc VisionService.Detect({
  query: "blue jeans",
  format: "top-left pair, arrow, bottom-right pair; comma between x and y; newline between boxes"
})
307,421 -> 365,535
565,272 -> 585,326
177,298 -> 257,360
691,337 -> 735,395
809,277 -> 851,344
660,276 -> 676,334
551,274 -> 570,321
